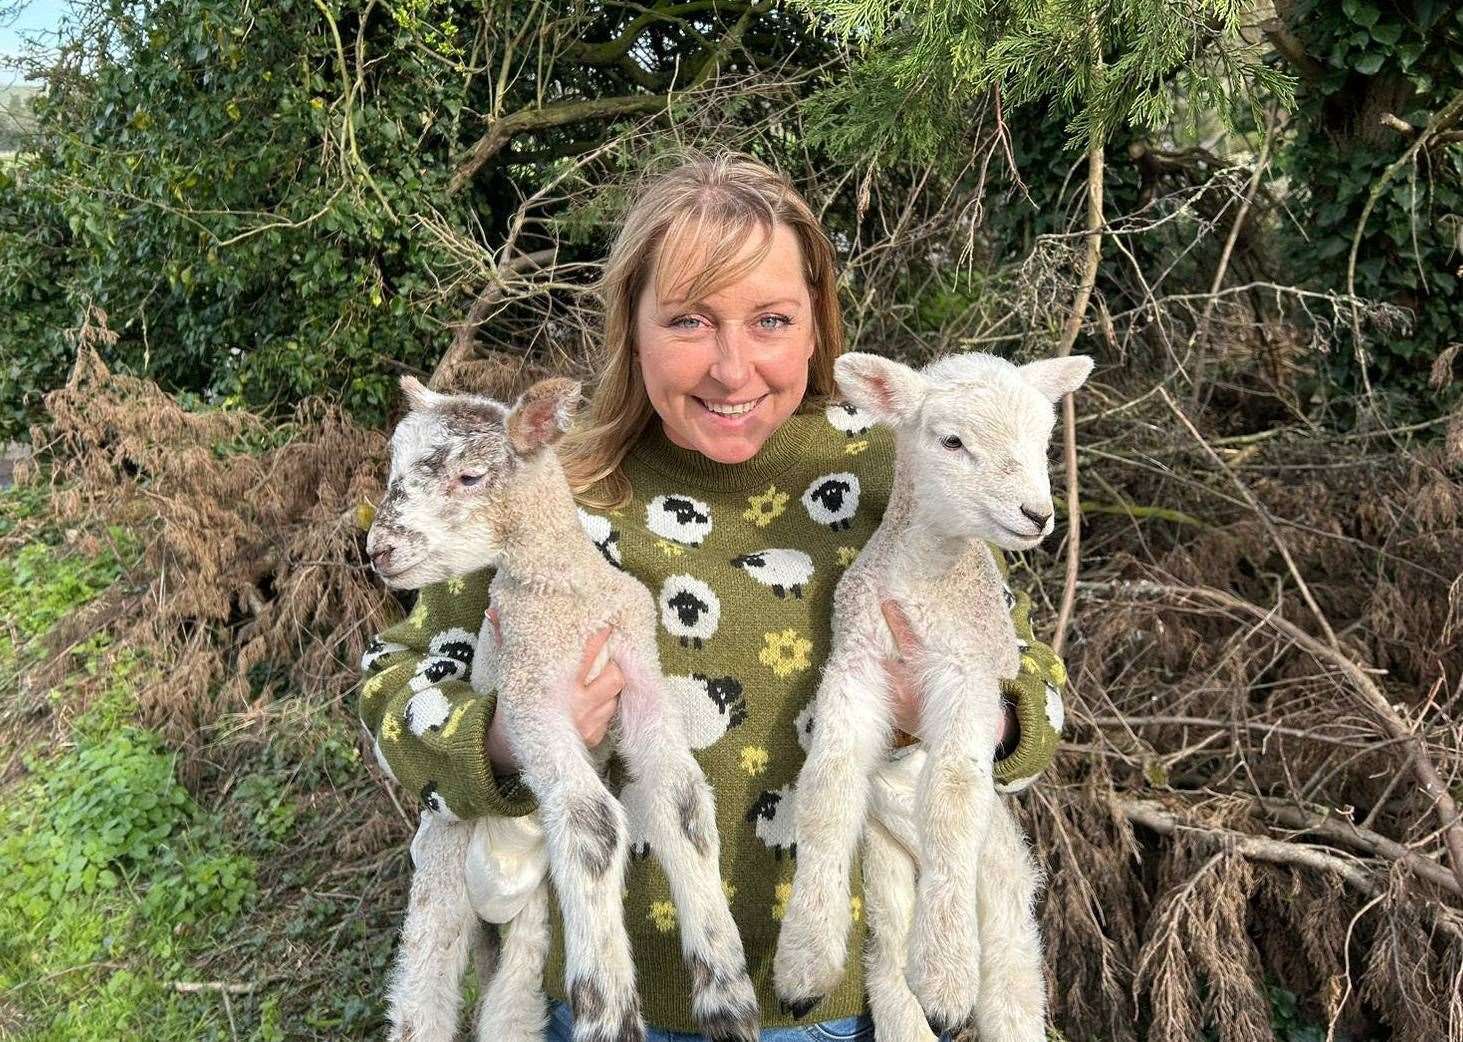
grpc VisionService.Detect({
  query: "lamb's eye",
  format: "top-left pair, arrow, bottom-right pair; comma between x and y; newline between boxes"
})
940,434 -> 964,451
459,472 -> 484,488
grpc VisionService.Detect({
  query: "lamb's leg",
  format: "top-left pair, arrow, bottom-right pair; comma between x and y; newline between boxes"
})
474,880 -> 552,1042
971,799 -> 1046,1042
509,695 -> 643,1042
861,817 -> 937,1042
905,660 -> 1003,1037
773,645 -> 891,1015
469,918 -> 498,997
387,815 -> 476,1042
615,647 -> 759,1042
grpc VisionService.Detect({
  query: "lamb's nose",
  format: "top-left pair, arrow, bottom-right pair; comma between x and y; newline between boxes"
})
1020,504 -> 1052,530
370,546 -> 395,573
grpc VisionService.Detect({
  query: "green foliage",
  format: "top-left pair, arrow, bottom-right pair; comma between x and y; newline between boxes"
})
1273,0 -> 1463,410
796,0 -> 1292,164
0,0 -> 490,442
0,710 -> 255,1040
0,534 -> 132,645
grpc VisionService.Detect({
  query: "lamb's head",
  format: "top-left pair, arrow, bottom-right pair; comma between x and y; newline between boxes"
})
365,374 -> 581,589
834,350 -> 1092,551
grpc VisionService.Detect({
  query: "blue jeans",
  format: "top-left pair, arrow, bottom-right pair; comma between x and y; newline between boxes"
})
546,999 -> 878,1041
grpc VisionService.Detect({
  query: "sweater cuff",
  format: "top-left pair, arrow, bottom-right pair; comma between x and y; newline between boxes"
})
446,695 -> 539,819
993,673 -> 1062,793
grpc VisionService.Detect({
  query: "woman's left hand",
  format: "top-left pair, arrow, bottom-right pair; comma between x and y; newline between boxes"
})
879,599 -> 1011,749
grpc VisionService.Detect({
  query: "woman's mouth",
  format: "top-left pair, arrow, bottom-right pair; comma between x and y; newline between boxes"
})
694,394 -> 767,424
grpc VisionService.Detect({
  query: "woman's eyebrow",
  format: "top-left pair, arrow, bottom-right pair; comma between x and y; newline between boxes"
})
660,296 -> 802,312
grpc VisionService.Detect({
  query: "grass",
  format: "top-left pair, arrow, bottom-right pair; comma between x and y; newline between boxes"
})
0,481 -> 410,1041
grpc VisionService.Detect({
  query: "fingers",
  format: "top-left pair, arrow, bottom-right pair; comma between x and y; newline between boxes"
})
879,599 -> 920,661
585,660 -> 625,702
582,662 -> 624,747
578,625 -> 614,683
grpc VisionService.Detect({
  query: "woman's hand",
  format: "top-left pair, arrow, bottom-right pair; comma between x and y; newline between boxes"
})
879,599 -> 1011,750
483,611 -> 626,771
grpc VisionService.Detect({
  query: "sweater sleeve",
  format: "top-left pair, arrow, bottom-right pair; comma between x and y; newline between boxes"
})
358,569 -> 538,820
989,550 -> 1067,793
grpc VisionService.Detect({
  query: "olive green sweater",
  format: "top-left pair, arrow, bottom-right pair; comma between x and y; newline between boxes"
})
357,403 -> 1068,1031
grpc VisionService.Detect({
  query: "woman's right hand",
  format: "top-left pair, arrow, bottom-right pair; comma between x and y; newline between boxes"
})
483,613 -> 625,771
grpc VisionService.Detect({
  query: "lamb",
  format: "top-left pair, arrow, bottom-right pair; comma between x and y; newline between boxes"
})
773,350 -> 1092,1041
367,375 -> 759,1042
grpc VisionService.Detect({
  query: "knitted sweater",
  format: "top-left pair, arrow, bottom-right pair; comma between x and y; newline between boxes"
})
357,402 -> 1069,1031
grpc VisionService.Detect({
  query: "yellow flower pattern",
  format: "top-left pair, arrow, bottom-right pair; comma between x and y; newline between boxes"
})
380,712 -> 402,743
837,545 -> 860,567
771,881 -> 793,921
722,880 -> 737,902
655,538 -> 686,558
850,895 -> 863,922
740,746 -> 770,776
408,602 -> 429,630
759,629 -> 812,678
446,577 -> 465,596
650,901 -> 677,932
844,440 -> 869,456
1049,659 -> 1068,686
742,484 -> 789,527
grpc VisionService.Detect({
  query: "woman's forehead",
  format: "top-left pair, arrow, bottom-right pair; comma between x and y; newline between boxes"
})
650,216 -> 802,306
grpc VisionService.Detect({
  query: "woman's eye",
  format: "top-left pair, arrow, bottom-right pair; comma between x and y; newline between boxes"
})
940,434 -> 964,451
459,472 -> 484,487
757,314 -> 792,330
670,315 -> 704,330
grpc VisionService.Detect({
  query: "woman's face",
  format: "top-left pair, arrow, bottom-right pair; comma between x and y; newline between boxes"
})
634,222 -> 816,464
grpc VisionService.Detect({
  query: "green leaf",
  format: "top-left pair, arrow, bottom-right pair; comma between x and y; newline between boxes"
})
1354,53 -> 1385,74
1370,22 -> 1402,45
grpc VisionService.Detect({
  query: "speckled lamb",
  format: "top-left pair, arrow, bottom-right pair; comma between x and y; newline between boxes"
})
366,375 -> 758,1042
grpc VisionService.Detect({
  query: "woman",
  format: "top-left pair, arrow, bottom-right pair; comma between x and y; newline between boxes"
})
359,151 -> 1067,1040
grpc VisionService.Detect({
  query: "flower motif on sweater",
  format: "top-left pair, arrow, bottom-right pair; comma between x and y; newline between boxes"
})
758,628 -> 812,677
742,484 -> 789,527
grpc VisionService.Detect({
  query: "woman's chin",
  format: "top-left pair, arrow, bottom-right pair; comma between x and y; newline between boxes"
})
693,431 -> 765,464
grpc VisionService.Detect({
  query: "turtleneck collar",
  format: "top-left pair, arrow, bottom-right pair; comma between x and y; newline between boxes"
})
626,409 -> 817,492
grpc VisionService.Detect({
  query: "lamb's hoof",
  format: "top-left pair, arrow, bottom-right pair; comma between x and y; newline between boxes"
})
924,1012 -> 976,1041
689,956 -> 760,1042
778,995 -> 822,1019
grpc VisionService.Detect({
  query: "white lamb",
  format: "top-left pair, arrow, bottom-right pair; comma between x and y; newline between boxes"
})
366,375 -> 759,1042
773,350 -> 1092,1041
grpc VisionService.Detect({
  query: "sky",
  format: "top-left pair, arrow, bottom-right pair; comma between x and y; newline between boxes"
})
1,0 -> 70,88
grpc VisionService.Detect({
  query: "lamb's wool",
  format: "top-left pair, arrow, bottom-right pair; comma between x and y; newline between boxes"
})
359,403 -> 1066,1031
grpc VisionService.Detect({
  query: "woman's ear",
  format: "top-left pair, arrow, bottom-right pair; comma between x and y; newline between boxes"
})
506,377 -> 582,455
834,352 -> 928,426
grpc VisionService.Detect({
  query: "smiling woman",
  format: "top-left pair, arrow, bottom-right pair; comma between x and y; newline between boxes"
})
357,150 -> 1068,1042
635,222 -> 817,465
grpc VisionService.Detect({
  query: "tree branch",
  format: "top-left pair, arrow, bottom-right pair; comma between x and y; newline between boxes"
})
1088,580 -> 1463,896
1260,17 -> 1323,83
430,248 -> 559,388
449,93 -> 673,194
1051,132 -> 1104,658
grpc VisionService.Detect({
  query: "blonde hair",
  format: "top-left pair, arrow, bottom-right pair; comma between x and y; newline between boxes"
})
560,149 -> 844,509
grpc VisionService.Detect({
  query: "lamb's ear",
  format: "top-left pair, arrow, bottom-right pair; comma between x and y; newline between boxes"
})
834,352 -> 928,426
1018,355 -> 1094,402
399,374 -> 443,412
506,377 -> 582,455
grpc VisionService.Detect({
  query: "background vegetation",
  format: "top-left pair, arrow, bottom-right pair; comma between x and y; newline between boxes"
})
2,1 -> 1461,1040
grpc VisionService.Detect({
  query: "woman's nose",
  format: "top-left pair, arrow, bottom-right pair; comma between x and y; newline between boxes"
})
709,329 -> 751,388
